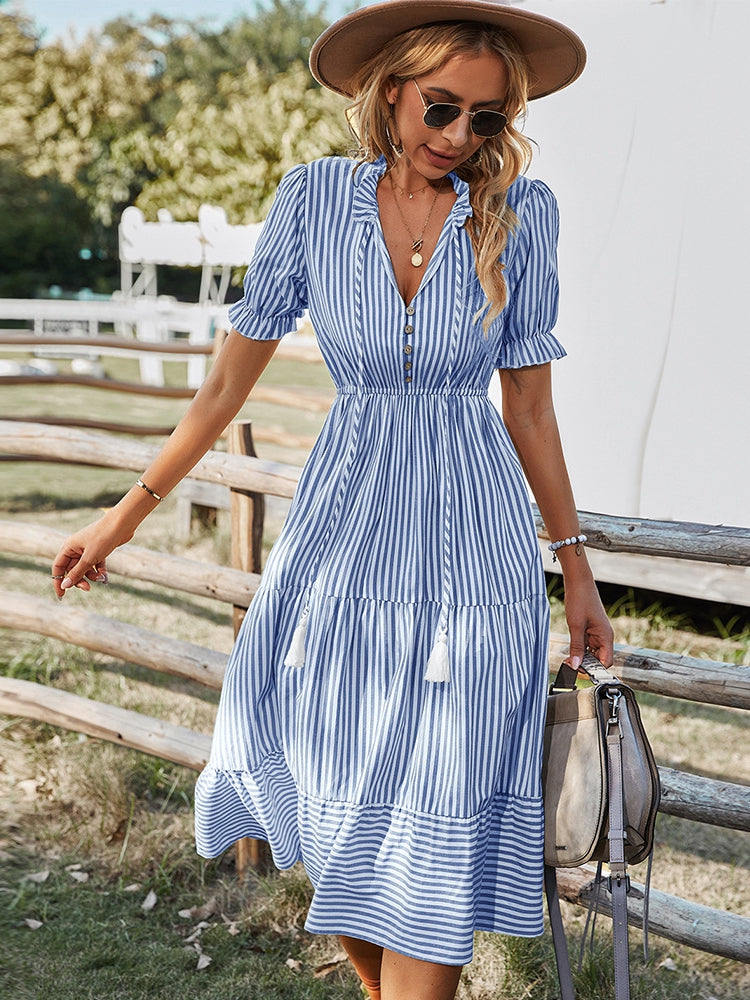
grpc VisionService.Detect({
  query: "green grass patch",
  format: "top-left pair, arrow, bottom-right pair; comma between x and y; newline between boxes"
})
0,848 -> 354,1000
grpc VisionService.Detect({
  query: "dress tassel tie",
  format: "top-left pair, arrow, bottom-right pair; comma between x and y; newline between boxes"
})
425,627 -> 450,683
284,607 -> 310,668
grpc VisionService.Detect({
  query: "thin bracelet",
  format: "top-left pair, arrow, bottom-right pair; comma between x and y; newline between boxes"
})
548,533 -> 587,563
135,478 -> 164,502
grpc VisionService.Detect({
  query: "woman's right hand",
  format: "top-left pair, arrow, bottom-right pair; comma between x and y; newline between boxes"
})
51,513 -> 134,598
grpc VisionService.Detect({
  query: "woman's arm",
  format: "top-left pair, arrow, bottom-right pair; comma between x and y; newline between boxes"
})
499,362 -> 614,668
52,330 -> 280,596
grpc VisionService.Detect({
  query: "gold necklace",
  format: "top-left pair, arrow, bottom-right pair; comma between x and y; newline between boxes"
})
389,174 -> 442,268
390,177 -> 432,199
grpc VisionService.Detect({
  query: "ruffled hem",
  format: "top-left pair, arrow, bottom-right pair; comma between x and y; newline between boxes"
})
195,768 -> 544,965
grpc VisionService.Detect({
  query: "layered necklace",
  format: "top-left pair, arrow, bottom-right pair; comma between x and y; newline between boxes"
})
388,173 -> 443,268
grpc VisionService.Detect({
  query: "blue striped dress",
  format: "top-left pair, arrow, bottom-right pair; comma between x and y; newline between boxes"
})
194,155 -> 566,965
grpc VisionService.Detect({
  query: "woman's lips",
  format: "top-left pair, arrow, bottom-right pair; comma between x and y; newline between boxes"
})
423,144 -> 459,168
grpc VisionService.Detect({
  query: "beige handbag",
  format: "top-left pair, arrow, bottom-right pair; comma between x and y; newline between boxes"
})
542,653 -> 661,1000
543,655 -> 660,868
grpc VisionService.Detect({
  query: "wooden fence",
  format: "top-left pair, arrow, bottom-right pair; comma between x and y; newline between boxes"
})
1,419 -> 749,964
0,327 -> 332,445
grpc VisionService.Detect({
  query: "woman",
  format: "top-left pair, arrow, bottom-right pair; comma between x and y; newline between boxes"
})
52,2 -> 613,997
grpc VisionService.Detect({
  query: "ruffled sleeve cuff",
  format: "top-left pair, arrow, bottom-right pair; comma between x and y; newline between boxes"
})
495,328 -> 567,369
228,300 -> 305,342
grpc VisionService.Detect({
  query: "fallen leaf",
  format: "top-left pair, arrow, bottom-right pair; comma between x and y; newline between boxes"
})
178,908 -> 193,919
24,918 -> 43,930
658,958 -> 677,971
65,863 -> 83,872
224,921 -> 240,936
196,953 -> 212,971
184,921 -> 212,944
188,897 -> 217,921
69,871 -> 89,883
286,958 -> 301,971
314,953 -> 348,978
141,889 -> 158,912
25,870 -> 50,884
17,779 -> 37,799
123,883 -> 141,893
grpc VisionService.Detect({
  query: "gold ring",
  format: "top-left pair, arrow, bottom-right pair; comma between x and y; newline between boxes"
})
52,575 -> 65,580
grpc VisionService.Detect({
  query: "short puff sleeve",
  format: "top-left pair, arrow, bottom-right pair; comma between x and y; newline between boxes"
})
494,178 -> 566,369
228,164 -> 308,341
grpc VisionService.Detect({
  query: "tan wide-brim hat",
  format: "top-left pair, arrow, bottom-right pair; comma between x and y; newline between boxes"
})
309,0 -> 586,100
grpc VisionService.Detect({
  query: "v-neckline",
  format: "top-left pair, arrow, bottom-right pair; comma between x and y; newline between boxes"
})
376,180 -> 459,307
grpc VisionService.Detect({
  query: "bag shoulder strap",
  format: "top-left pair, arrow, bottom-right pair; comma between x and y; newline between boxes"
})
544,865 -> 576,1000
605,687 -> 632,1000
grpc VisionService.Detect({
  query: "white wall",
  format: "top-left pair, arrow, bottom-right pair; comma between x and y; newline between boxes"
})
514,0 -> 749,528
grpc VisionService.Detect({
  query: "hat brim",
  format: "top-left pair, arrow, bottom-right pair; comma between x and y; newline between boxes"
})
309,0 -> 586,101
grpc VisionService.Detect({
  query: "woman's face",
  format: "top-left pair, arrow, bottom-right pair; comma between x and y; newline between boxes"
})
386,50 -> 509,177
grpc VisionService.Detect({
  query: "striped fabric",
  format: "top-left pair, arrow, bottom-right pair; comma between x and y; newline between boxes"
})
194,156 -> 566,965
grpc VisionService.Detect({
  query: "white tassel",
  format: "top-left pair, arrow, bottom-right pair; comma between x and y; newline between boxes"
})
284,607 -> 309,668
424,628 -> 450,683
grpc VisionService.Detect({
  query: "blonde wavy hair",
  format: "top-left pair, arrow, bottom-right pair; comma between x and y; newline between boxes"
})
348,22 -> 534,328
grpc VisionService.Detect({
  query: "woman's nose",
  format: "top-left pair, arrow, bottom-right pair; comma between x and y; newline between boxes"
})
441,111 -> 473,146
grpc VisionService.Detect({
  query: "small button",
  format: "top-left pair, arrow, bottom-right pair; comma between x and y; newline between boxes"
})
406,306 -> 415,315
404,361 -> 412,370
404,325 -> 414,334
404,344 -> 412,354
405,376 -> 412,383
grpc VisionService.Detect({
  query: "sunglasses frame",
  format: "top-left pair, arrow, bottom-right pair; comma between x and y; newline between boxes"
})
412,80 -> 508,138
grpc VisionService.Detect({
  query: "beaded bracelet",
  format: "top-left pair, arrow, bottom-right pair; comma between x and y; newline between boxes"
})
135,478 -> 164,502
548,533 -> 587,562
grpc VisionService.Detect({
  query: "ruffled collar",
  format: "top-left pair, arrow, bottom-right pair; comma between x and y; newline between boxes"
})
350,155 -> 472,226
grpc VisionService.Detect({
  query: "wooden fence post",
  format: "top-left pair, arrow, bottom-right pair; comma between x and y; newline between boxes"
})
228,421 -> 265,633
228,420 -> 271,873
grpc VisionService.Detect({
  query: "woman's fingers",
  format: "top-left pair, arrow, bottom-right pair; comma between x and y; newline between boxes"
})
52,546 -> 108,598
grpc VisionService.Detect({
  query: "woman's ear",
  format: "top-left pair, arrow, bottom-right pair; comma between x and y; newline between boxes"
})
385,78 -> 400,105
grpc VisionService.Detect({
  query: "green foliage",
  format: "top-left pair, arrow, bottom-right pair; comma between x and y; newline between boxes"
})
0,160 -> 115,296
133,62 -> 348,223
0,3 -> 350,295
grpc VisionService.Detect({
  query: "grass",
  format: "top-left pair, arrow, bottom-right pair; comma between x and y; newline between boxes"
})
1,847 -> 354,1000
2,354 -> 750,998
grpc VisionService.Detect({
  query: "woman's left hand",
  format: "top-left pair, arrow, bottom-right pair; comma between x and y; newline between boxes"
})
563,577 -> 614,669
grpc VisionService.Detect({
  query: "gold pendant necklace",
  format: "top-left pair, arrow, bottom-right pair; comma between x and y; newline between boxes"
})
391,179 -> 432,199
389,173 -> 442,268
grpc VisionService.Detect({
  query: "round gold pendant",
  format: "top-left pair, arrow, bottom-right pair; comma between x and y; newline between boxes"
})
410,252 -> 423,268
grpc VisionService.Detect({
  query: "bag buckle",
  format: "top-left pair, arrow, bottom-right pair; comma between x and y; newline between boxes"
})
605,687 -> 623,737
606,872 -> 631,894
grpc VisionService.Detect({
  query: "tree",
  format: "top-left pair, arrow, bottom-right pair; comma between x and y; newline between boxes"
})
0,3 -> 352,296
131,61 -> 348,223
0,161 -> 114,297
0,13 -> 41,161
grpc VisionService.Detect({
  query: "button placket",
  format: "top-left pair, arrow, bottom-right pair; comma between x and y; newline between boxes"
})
403,306 -> 415,384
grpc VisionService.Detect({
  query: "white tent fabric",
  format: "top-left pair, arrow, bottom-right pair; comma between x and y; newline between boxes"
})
496,0 -> 749,528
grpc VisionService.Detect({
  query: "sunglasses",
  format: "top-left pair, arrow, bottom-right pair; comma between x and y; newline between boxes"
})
413,80 -> 508,138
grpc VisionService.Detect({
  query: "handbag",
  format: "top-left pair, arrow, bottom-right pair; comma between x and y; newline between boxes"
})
542,653 -> 661,1000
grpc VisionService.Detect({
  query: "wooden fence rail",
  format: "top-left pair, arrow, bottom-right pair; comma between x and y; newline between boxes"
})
0,676 -> 212,771
3,587 -> 750,836
4,420 -> 748,561
2,419 -> 750,965
555,867 -> 750,966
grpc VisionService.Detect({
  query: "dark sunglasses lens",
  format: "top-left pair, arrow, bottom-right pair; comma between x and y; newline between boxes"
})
423,103 -> 461,128
471,111 -> 507,137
